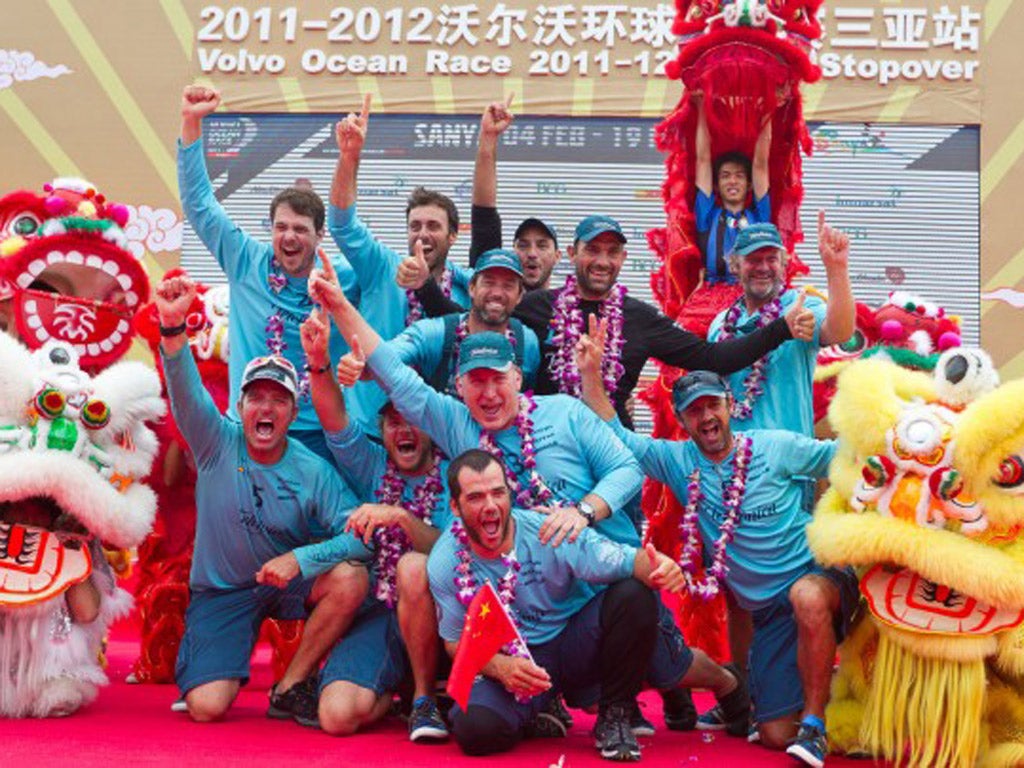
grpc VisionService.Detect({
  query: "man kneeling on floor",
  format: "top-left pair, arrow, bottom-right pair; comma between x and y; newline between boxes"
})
428,449 -> 685,762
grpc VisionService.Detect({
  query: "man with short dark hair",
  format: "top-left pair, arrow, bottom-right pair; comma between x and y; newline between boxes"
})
178,85 -> 359,459
580,338 -> 858,767
154,275 -> 371,728
428,448 -> 684,761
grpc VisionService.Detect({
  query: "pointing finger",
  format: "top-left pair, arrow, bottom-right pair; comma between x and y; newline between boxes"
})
359,92 -> 372,122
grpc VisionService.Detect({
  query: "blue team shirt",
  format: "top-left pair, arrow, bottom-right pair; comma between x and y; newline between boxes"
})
389,313 -> 541,392
177,138 -> 364,433
428,509 -> 637,645
162,345 -> 371,590
327,202 -> 473,431
367,343 -> 643,546
611,421 -> 835,611
708,288 -> 825,436
695,190 -> 772,282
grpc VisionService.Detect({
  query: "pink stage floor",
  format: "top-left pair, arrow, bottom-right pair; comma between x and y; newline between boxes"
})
0,620 -> 873,768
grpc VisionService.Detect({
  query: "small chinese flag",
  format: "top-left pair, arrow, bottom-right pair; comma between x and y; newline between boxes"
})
446,581 -> 519,711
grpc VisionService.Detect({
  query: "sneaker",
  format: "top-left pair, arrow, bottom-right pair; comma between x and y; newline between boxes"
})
629,701 -> 655,737
747,721 -> 761,743
661,686 -> 697,731
786,723 -> 828,768
268,674 -> 320,728
593,703 -> 641,762
408,696 -> 449,742
524,697 -> 569,739
170,698 -> 188,713
696,703 -> 727,731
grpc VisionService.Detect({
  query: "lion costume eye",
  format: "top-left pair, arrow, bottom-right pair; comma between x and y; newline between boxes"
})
9,212 -> 41,238
994,455 -> 1024,490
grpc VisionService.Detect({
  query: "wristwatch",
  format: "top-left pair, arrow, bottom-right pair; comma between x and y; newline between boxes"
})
578,501 -> 597,526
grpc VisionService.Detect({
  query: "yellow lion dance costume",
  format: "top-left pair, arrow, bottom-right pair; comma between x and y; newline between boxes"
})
807,349 -> 1024,767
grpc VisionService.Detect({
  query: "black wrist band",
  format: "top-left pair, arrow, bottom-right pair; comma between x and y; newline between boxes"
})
305,363 -> 331,374
159,322 -> 187,337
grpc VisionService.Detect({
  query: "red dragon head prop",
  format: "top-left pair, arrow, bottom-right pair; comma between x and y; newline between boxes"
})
0,178 -> 150,370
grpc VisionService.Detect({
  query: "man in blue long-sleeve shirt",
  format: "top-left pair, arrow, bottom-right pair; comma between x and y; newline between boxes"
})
155,275 -> 371,728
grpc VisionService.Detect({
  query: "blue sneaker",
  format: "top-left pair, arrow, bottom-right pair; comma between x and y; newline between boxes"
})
786,723 -> 828,768
409,696 -> 449,742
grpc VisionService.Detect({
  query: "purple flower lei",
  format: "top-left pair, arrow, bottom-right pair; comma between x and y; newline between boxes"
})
677,435 -> 753,600
451,518 -> 529,659
478,394 -> 554,508
549,274 -> 626,397
372,448 -> 444,608
406,267 -> 453,325
447,314 -> 518,394
718,296 -> 782,419
266,257 -> 310,400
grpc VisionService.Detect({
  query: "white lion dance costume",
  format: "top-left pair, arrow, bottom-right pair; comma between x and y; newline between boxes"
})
0,335 -> 163,717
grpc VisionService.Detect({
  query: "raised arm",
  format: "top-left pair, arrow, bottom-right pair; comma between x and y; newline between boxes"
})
331,93 -> 371,210
817,211 -> 855,346
181,84 -> 219,146
300,308 -> 348,433
752,114 -> 772,201
474,93 -> 514,208
695,96 -> 713,196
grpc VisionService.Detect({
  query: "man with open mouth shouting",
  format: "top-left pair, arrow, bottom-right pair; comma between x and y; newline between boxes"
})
300,308 -> 453,743
154,274 -> 372,729
580,328 -> 858,768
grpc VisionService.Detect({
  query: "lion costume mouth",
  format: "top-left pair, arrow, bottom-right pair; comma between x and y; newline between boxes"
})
861,564 -> 1024,636
0,518 -> 92,608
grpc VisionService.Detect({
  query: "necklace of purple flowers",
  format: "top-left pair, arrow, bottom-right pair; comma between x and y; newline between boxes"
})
371,447 -> 444,608
267,257 -> 311,399
451,518 -> 529,659
549,274 -> 626,397
406,268 -> 453,325
717,296 -> 783,419
677,434 -> 753,600
447,314 -> 517,394
478,394 -> 554,508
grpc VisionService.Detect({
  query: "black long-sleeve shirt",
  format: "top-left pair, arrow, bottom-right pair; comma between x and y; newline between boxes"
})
414,278 -> 792,429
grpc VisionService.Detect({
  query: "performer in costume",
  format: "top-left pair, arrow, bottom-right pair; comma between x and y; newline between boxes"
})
154,275 -> 371,726
0,335 -> 165,717
807,349 -> 1024,768
428,449 -> 684,761
301,308 -> 453,741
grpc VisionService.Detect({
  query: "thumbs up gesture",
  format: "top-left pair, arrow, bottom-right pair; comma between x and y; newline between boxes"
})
396,239 -> 431,290
784,288 -> 815,342
645,543 -> 685,594
336,334 -> 367,387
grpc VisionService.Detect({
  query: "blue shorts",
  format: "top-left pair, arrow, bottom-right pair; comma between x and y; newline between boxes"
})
176,579 -> 313,695
748,566 -> 860,722
646,595 -> 695,690
320,601 -> 408,696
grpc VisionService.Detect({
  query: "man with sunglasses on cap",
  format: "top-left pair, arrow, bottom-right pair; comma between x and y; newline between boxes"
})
406,213 -> 815,430
154,275 -> 372,728
300,308 -> 453,742
579,333 -> 858,768
390,248 -> 540,394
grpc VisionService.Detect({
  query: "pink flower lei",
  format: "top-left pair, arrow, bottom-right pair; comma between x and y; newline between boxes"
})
451,518 -> 529,660
372,448 -> 444,608
718,296 -> 782,419
406,268 -> 453,325
267,257 -> 310,400
677,435 -> 753,600
447,314 -> 518,393
479,394 -> 554,508
549,274 -> 626,397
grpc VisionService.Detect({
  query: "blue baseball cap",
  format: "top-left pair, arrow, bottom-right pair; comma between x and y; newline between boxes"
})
731,223 -> 784,257
574,215 -> 627,245
474,248 -> 524,278
457,332 -> 515,377
672,371 -> 731,413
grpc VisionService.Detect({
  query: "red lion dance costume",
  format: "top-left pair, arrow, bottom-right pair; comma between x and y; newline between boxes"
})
643,0 -> 823,660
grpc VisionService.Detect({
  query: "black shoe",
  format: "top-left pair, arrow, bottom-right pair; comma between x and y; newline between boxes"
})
408,696 -> 449,742
593,703 -> 641,762
524,696 -> 569,738
629,701 -> 655,737
715,664 -> 752,737
661,686 -> 697,731
268,674 -> 320,728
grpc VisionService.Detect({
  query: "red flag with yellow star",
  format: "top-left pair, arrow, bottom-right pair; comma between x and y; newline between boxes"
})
446,581 -> 519,710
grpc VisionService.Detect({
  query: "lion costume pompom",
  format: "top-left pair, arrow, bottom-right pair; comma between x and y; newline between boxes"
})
807,350 -> 1024,767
